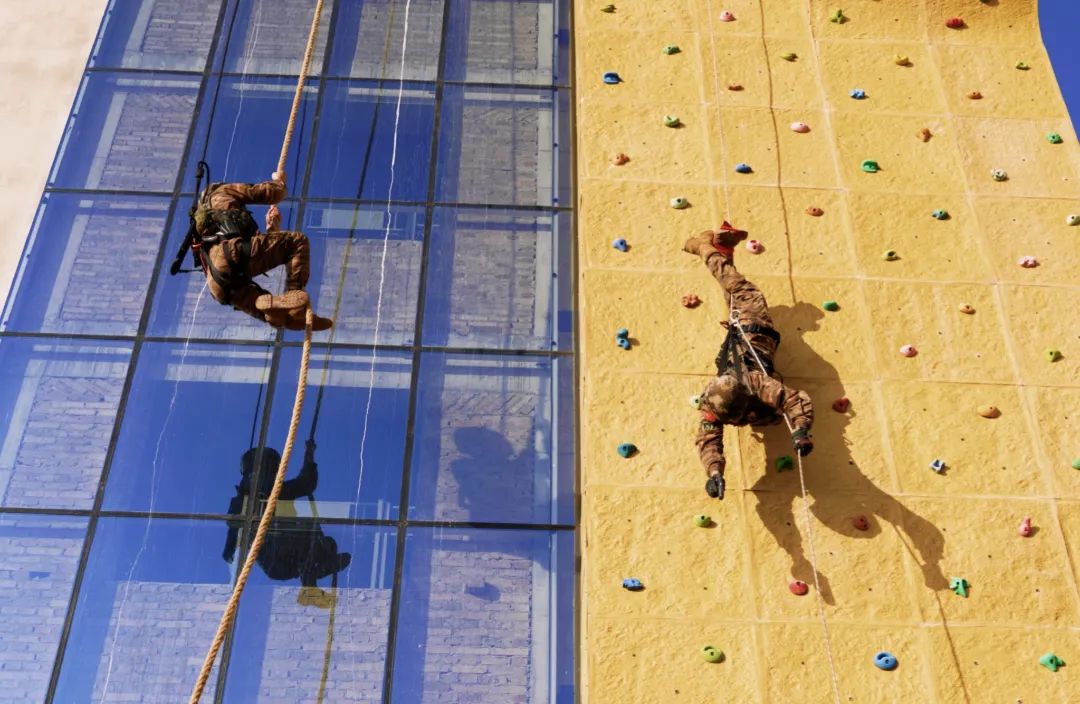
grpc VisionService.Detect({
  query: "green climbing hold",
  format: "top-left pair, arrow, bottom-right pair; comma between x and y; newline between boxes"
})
1072,458 -> 1080,471
701,645 -> 725,663
830,8 -> 846,24
664,115 -> 681,128
601,4 -> 615,13
1045,348 -> 1062,363
1047,132 -> 1063,144
861,160 -> 880,173
949,577 -> 970,598
780,52 -> 797,62
663,45 -> 681,55
1039,652 -> 1065,672
671,197 -> 689,209
883,249 -> 899,261
822,300 -> 840,312
1015,61 -> 1030,70
776,455 -> 794,472
694,514 -> 712,528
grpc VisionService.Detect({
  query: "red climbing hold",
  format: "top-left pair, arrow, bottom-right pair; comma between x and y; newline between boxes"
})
612,153 -> 630,165
682,294 -> 701,308
852,515 -> 870,531
917,128 -> 932,142
728,83 -> 743,91
831,397 -> 851,413
945,17 -> 965,29
789,580 -> 809,596
806,206 -> 824,217
967,90 -> 982,100
1018,517 -> 1033,537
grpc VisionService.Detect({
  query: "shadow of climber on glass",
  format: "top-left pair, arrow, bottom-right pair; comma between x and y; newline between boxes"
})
222,442 -> 351,608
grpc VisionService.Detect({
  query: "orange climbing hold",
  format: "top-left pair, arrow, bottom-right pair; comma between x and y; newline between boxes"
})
977,405 -> 1001,419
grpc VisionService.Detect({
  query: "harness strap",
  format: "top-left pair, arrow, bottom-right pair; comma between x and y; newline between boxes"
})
201,237 -> 254,303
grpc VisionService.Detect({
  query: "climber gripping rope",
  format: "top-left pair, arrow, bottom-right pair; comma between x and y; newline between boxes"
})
684,222 -> 814,500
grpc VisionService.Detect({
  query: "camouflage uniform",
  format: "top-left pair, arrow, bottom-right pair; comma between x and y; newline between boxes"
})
695,249 -> 814,480
196,180 -> 310,323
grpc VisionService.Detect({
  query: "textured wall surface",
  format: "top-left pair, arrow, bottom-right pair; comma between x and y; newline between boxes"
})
575,1 -> 1080,701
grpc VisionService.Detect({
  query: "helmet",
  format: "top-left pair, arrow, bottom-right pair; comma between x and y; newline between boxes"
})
699,374 -> 749,422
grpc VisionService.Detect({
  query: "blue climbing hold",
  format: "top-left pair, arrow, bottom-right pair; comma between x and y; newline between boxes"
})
622,577 -> 644,591
612,238 -> 629,252
735,163 -> 753,174
931,209 -> 950,220
874,652 -> 898,671
616,328 -> 629,339
930,459 -> 946,473
617,442 -> 637,458
617,338 -> 631,350
602,72 -> 621,85
850,88 -> 867,100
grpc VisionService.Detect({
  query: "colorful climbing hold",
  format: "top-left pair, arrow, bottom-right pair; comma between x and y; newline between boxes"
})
664,115 -> 681,128
894,55 -> 912,67
977,405 -> 1001,419
746,239 -> 764,254
622,577 -> 643,591
616,328 -> 629,340
780,52 -> 797,62
1044,348 -> 1062,363
850,88 -> 867,99
958,304 -> 975,314
918,127 -> 932,142
930,459 -> 946,473
789,580 -> 809,595
727,83 -> 744,91
822,300 -> 840,312
663,45 -> 681,55
682,293 -> 701,308
900,344 -> 917,357
694,514 -> 712,528
829,8 -> 846,24
719,10 -> 736,22
1067,214 -> 1080,226
967,90 -> 983,100
734,163 -> 753,174
861,159 -> 880,173
612,238 -> 629,252
1039,653 -> 1065,672
617,442 -> 637,458
1072,458 -> 1080,471
701,646 -> 725,664
945,17 -> 965,29
991,168 -> 1008,182
831,397 -> 851,413
776,455 -> 794,472
1047,132 -> 1064,144
601,4 -> 615,12
689,394 -> 702,409
612,152 -> 630,165
617,337 -> 631,350
883,249 -> 899,261
949,577 -> 970,598
874,652 -> 898,671
790,121 -> 810,133
932,209 -> 950,220
806,206 -> 824,216
1018,517 -> 1033,537
1015,61 -> 1030,71
852,515 -> 870,531
1018,255 -> 1038,268
602,71 -> 621,85
671,197 -> 689,209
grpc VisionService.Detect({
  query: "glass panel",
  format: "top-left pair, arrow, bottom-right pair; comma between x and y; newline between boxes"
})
218,0 -> 333,75
144,196 -> 296,341
391,528 -> 575,703
184,75 -> 317,188
89,0 -> 224,71
49,72 -> 200,192
444,0 -> 568,86
53,517 -> 229,702
0,339 -> 131,510
103,341 -> 273,514
436,86 -> 570,207
2,194 -> 167,336
261,347 -> 412,520
223,523 -> 395,701
408,353 -> 573,525
422,208 -> 572,351
0,514 -> 87,703
308,80 -> 435,202
283,202 -> 424,346
328,0 -> 444,81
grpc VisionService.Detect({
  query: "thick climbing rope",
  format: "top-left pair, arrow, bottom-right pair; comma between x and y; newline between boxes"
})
729,305 -> 843,704
189,3 -> 325,702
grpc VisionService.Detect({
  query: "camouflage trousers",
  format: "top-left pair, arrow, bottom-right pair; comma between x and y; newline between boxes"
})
706,252 -> 779,363
205,230 -> 310,322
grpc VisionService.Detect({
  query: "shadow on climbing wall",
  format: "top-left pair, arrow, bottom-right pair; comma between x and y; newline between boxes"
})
747,302 -> 948,605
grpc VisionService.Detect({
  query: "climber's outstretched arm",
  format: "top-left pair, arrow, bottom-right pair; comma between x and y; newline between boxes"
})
744,372 -> 815,455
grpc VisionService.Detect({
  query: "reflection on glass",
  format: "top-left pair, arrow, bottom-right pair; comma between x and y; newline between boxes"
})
284,203 -> 423,345
224,523 -> 395,702
423,208 -> 572,350
53,517 -> 229,702
391,528 -> 575,703
436,86 -> 570,207
0,514 -> 87,703
308,80 -> 435,202
2,194 -> 168,335
89,0 -> 223,71
103,341 -> 274,513
219,0 -> 333,75
264,347 -> 412,519
328,0 -> 444,81
0,338 -> 131,510
409,353 -> 573,525
444,0 -> 563,85
49,72 -> 200,192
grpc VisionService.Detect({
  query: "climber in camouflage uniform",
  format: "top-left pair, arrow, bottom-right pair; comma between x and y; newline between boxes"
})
193,170 -> 332,331
683,222 -> 814,500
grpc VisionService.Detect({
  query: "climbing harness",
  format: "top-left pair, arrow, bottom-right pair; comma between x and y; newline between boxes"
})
715,313 -> 780,378
188,2 -> 325,701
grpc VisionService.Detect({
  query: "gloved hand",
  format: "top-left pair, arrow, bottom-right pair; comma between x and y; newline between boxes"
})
265,204 -> 281,232
792,428 -> 813,457
705,473 -> 726,500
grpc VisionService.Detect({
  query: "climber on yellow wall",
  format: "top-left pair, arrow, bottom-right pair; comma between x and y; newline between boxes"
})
683,223 -> 814,500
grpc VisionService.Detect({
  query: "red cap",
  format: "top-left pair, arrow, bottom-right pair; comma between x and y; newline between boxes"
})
719,220 -> 747,236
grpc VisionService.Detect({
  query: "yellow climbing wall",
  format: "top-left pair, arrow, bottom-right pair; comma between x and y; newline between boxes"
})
575,1 -> 1080,701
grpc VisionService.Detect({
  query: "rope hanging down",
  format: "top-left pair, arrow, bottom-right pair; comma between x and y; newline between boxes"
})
189,2 -> 325,701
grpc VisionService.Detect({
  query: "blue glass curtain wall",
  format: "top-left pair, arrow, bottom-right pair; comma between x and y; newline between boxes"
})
0,1 -> 574,702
